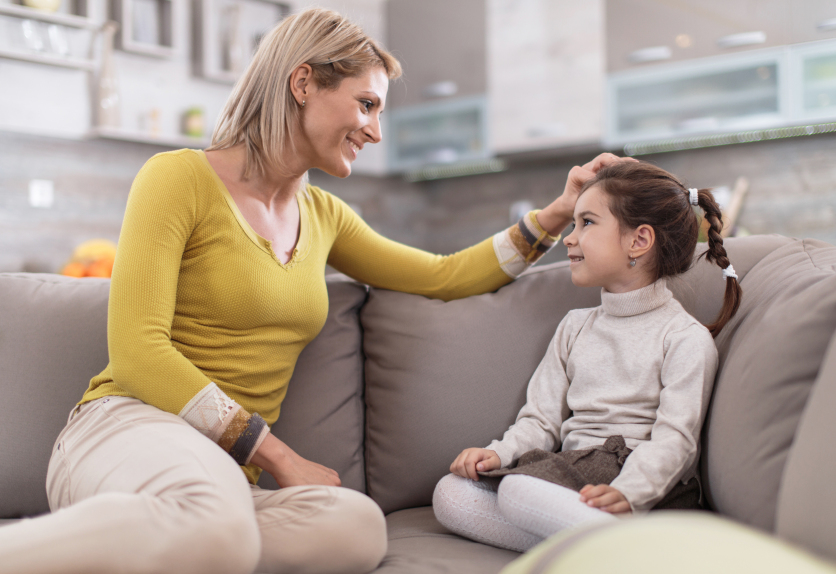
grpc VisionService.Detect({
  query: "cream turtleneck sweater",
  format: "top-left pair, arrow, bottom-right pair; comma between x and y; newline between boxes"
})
487,279 -> 718,512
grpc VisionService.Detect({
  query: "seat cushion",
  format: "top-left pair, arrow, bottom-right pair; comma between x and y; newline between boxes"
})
702,238 -> 836,531
375,507 -> 519,573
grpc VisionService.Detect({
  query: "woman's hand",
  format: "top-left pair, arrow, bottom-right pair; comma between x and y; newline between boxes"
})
450,448 -> 501,481
250,433 -> 341,488
536,153 -> 639,235
579,484 -> 632,514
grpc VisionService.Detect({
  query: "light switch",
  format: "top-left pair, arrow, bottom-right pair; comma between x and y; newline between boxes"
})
29,179 -> 54,208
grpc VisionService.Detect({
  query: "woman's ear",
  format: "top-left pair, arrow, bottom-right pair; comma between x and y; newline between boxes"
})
628,224 -> 655,258
289,64 -> 314,106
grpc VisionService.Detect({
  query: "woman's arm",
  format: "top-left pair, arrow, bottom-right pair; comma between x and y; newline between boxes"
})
107,153 -> 269,468
327,153 -> 632,301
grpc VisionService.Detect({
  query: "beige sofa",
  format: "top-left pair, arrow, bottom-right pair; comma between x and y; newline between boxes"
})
2,234 -> 836,573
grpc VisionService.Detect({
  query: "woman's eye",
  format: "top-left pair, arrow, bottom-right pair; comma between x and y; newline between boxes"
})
361,100 -> 373,112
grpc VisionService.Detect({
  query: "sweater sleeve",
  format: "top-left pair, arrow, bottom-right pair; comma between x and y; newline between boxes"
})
609,323 -> 718,513
107,153 -> 267,465
485,315 -> 575,468
324,191 -> 559,301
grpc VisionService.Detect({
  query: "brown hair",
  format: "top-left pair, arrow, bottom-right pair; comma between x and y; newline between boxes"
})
207,8 -> 402,179
581,161 -> 742,338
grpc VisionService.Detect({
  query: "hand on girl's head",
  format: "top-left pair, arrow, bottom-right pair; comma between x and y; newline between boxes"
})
450,448 -> 501,481
578,484 -> 632,514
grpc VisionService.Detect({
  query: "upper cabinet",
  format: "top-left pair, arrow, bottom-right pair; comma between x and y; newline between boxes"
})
385,0 -> 606,171
607,0 -> 836,73
488,0 -> 604,155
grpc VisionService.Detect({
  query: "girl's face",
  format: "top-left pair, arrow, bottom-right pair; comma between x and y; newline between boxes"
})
563,185 -> 653,293
298,66 -> 389,178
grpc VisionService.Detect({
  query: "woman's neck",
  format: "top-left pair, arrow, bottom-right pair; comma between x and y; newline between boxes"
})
210,144 -> 307,209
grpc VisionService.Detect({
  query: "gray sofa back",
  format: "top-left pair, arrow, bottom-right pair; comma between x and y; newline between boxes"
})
2,234 -> 836,563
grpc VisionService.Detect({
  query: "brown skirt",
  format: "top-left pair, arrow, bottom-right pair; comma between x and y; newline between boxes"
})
479,436 -> 701,511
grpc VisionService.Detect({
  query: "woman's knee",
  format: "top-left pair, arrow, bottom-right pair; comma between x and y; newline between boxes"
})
257,486 -> 386,574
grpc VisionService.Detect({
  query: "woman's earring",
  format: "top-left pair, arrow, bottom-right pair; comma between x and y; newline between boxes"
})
301,100 -> 306,107
630,256 -> 637,268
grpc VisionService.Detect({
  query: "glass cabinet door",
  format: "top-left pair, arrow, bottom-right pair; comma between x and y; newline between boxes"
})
794,41 -> 836,120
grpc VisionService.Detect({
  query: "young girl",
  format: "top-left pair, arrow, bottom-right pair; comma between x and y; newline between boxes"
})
433,161 -> 742,553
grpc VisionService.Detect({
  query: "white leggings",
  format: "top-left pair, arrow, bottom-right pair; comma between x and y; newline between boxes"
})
0,397 -> 387,574
433,473 -> 616,553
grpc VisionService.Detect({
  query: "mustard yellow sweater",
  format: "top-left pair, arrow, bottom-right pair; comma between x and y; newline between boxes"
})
81,149 -> 557,482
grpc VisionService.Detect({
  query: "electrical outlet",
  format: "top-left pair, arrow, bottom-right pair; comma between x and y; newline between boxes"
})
29,180 -> 54,208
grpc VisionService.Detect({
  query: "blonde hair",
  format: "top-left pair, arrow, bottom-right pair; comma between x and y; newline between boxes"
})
207,8 -> 402,179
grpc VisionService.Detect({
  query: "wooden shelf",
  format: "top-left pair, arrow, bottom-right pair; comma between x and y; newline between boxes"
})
0,4 -> 99,30
90,126 -> 210,148
0,46 -> 95,70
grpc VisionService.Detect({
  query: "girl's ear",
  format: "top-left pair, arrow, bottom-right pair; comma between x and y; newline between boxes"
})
628,224 -> 655,258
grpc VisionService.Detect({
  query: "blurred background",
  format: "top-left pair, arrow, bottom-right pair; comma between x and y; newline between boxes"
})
2,0 -> 836,274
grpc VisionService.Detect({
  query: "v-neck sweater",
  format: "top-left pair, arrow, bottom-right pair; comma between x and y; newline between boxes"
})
80,149 -> 555,483
486,280 -> 719,512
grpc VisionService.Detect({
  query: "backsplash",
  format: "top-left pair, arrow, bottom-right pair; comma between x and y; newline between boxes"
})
3,129 -> 836,273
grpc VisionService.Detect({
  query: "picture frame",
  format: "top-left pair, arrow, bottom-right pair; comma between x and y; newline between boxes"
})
194,0 -> 289,83
113,0 -> 177,58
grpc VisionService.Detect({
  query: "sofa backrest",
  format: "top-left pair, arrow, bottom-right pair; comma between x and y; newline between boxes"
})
360,235 -> 790,516
0,273 -> 369,518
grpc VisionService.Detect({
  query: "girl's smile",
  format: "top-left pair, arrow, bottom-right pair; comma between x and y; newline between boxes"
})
563,185 -> 654,293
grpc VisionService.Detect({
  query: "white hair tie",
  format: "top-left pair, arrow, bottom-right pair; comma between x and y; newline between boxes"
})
722,264 -> 738,280
688,188 -> 699,206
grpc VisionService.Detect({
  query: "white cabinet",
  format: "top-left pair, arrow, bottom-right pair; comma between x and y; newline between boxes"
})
487,0 -> 604,155
607,38 -> 836,150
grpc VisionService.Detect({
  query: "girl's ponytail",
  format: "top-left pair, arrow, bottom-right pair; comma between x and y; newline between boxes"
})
696,189 -> 742,338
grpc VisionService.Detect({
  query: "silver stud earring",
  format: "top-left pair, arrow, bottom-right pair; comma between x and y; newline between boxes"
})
301,100 -> 306,107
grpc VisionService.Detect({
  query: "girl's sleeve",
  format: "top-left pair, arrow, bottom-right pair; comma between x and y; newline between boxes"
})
325,192 -> 560,301
485,315 -> 575,468
107,154 -> 267,466
609,324 -> 718,513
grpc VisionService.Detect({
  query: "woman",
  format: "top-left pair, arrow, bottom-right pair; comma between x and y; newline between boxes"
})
1,8 -> 630,574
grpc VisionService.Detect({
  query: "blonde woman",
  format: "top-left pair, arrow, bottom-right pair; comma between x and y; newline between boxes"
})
0,8 -> 630,574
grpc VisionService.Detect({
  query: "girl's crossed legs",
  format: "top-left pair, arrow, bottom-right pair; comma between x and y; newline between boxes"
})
433,473 -> 615,552
0,396 -> 386,574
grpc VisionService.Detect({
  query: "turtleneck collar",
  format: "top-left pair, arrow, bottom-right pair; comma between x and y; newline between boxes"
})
600,279 -> 672,317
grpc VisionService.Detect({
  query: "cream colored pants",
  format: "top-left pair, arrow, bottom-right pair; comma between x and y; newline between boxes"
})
0,397 -> 387,574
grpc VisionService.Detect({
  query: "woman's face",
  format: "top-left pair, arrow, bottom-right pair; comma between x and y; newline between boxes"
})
298,66 -> 389,178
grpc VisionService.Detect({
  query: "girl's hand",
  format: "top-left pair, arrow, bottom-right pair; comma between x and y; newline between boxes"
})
450,448 -> 501,481
251,433 -> 341,488
536,153 -> 639,235
579,484 -> 632,514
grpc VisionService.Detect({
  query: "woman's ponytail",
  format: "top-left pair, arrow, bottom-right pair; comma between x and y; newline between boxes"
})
697,189 -> 742,338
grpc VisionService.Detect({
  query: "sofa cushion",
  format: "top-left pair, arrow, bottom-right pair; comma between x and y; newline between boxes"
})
376,507 -> 519,573
361,235 -> 785,516
776,328 -> 836,562
0,273 -> 369,519
259,276 -> 369,493
702,238 -> 836,531
0,273 -> 110,518
361,262 -> 602,514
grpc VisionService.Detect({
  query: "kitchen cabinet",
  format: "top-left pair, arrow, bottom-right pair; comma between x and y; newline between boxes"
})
606,0 -> 793,73
487,0 -> 604,155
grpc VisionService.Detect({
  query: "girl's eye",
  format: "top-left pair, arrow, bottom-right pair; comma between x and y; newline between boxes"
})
583,219 -> 593,226
569,223 -> 576,232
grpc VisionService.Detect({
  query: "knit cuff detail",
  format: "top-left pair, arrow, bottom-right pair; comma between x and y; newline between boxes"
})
179,382 -> 267,465
492,210 -> 560,278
